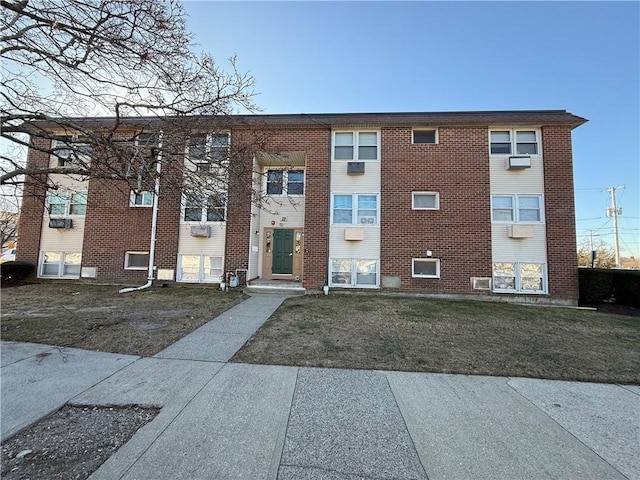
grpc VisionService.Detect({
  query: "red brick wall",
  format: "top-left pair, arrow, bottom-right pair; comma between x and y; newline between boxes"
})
15,137 -> 50,266
380,126 -> 493,293
542,125 -> 579,300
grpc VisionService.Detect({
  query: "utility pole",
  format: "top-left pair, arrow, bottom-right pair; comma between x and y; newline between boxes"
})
589,230 -> 595,268
606,185 -> 625,268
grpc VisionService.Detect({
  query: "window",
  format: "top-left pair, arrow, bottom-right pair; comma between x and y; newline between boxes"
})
178,255 -> 223,283
52,137 -> 92,167
330,258 -> 378,287
39,251 -> 81,278
332,194 -> 378,225
412,129 -> 438,144
47,191 -> 87,216
412,192 -> 439,210
130,190 -> 153,207
491,195 -> 543,223
187,133 -> 230,171
125,252 -> 149,270
183,194 -> 226,222
266,169 -> 304,196
412,259 -> 440,278
333,131 -> 379,161
490,129 -> 540,155
493,262 -> 546,293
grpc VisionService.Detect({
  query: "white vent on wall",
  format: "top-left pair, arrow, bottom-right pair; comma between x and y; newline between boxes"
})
190,225 -> 211,237
471,277 -> 491,290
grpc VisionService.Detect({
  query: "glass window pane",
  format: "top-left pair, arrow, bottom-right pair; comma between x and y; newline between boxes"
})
189,135 -> 207,161
334,133 -> 353,146
516,131 -> 536,142
492,196 -> 513,208
42,252 -> 61,276
493,262 -> 515,290
334,195 -> 352,209
521,263 -> 543,291
48,193 -> 67,215
333,195 -> 353,224
207,195 -> 226,221
492,196 -> 513,221
358,145 -> 377,160
518,197 -> 539,208
180,255 -> 200,281
127,253 -> 149,268
356,260 -> 376,285
413,130 -> 436,144
491,131 -> 511,142
334,146 -> 353,160
70,193 -> 87,215
357,195 -> 377,223
331,259 -> 352,284
63,254 -> 81,276
358,132 -> 377,146
490,143 -> 512,154
267,170 -> 283,195
519,209 -> 540,222
211,134 -> 229,147
203,256 -> 223,281
414,260 -> 437,276
184,207 -> 202,222
516,143 -> 538,155
287,170 -> 304,195
414,194 -> 436,209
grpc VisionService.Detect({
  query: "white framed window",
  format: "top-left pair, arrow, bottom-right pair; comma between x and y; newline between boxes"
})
178,255 -> 223,283
332,194 -> 379,225
51,136 -> 92,167
39,251 -> 81,278
330,258 -> 378,288
183,194 -> 226,222
491,195 -> 543,223
265,169 -> 305,196
490,129 -> 540,155
125,252 -> 149,270
412,129 -> 438,144
412,258 -> 440,278
130,190 -> 153,207
186,133 -> 230,171
493,262 -> 546,294
46,191 -> 87,216
332,131 -> 379,161
412,192 -> 439,210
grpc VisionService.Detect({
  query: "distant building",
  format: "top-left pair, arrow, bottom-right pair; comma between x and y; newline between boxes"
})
17,110 -> 587,303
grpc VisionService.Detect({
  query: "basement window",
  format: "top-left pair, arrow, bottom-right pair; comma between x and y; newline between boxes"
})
125,252 -> 149,270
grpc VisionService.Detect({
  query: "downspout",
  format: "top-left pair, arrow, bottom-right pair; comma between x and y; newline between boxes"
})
120,134 -> 163,294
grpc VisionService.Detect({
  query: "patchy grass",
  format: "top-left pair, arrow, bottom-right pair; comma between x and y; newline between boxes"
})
1,283 -> 245,356
233,295 -> 640,384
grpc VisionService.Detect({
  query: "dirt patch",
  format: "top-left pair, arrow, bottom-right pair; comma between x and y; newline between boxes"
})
1,405 -> 159,480
233,294 -> 640,384
1,283 -> 245,356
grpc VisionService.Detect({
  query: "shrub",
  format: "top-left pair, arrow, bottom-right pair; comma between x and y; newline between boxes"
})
578,268 -> 614,305
612,269 -> 640,308
0,261 -> 36,283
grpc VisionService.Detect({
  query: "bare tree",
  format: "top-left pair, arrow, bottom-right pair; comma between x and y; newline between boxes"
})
1,0 -> 262,209
577,239 -> 616,268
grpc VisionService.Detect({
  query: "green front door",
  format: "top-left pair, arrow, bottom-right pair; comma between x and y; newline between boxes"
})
272,229 -> 294,274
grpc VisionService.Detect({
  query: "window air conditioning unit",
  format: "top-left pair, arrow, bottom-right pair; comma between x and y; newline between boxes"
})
507,224 -> 534,238
508,156 -> 532,169
49,218 -> 73,229
471,277 -> 491,290
347,162 -> 365,175
190,225 -> 211,237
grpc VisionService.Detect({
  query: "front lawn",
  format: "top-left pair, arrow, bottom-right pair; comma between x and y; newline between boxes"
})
233,294 -> 640,384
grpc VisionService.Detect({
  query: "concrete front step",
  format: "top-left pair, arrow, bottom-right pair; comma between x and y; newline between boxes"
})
244,285 -> 306,295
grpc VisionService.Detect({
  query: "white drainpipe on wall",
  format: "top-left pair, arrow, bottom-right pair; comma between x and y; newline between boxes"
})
120,134 -> 163,294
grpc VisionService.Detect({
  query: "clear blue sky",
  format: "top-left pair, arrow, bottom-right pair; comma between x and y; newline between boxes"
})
184,1 -> 640,258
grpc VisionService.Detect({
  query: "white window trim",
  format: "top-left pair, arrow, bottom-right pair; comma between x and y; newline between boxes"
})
489,128 -> 541,156
329,258 -> 379,288
50,136 -> 92,167
46,191 -> 87,217
124,251 -> 149,270
129,190 -> 153,207
492,262 -> 547,294
411,128 -> 439,145
332,130 -> 380,162
38,251 -> 82,279
491,194 -> 544,224
263,168 -> 305,197
412,258 -> 441,278
177,254 -> 224,283
181,195 -> 227,223
412,192 -> 440,210
331,193 -> 380,226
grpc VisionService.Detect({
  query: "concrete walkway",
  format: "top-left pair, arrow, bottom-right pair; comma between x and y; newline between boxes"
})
2,293 -> 639,480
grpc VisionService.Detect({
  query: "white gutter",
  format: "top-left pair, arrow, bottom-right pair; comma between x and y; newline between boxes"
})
120,134 -> 163,294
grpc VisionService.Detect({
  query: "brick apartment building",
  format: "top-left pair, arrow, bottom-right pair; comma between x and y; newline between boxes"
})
17,110 -> 587,303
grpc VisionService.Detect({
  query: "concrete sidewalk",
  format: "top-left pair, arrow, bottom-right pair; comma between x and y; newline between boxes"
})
2,293 -> 639,479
